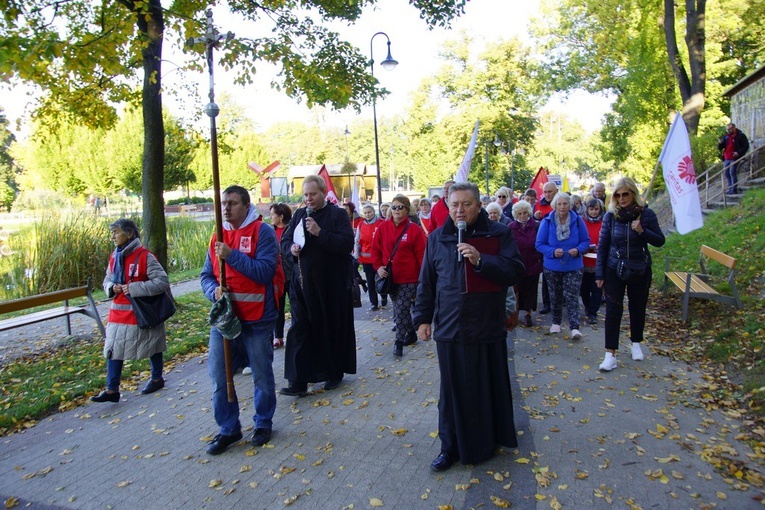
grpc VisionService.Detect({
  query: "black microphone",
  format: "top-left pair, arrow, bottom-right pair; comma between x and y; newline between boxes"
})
305,206 -> 313,217
457,220 -> 466,262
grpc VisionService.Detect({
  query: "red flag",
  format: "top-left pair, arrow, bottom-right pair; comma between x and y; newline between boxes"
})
529,167 -> 549,199
317,165 -> 339,204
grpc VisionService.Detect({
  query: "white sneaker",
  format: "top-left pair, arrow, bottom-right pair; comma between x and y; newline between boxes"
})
242,367 -> 252,375
631,343 -> 644,361
599,353 -> 617,372
549,324 -> 561,334
571,329 -> 582,340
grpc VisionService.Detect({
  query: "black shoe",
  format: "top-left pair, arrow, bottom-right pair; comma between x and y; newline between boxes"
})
587,314 -> 598,325
391,325 -> 396,332
280,383 -> 308,397
539,306 -> 551,315
324,378 -> 342,390
369,305 -> 379,311
430,452 -> 455,472
381,299 -> 388,307
252,428 -> 272,447
523,315 -> 533,328
141,378 -> 165,394
393,344 -> 403,357
206,431 -> 243,455
91,390 -> 120,403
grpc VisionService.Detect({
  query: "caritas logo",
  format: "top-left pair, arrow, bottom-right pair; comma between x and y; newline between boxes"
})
677,155 -> 696,184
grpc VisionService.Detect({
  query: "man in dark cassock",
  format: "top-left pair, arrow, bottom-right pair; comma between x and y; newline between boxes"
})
280,174 -> 356,396
412,181 -> 524,472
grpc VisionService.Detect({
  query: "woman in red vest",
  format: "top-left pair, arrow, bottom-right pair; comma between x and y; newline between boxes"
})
581,198 -> 605,325
418,198 -> 432,234
91,219 -> 170,403
355,204 -> 386,310
269,203 -> 293,348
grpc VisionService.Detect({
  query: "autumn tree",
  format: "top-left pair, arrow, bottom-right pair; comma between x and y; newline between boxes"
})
0,0 -> 468,268
0,107 -> 17,211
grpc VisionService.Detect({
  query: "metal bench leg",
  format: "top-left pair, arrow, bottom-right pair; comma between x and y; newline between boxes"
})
65,298 -> 72,335
682,273 -> 692,322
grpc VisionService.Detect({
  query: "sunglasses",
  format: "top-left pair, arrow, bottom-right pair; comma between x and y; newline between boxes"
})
614,192 -> 631,198
497,195 -> 507,198
390,205 -> 406,211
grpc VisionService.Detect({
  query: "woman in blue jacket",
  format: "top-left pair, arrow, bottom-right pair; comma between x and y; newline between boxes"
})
535,192 -> 591,339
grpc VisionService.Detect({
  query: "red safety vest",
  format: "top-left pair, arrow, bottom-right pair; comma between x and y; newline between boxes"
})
209,220 -> 284,321
357,219 -> 382,264
107,247 -> 151,326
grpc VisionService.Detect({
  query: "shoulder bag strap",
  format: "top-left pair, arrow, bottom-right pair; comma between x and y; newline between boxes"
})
387,223 -> 411,265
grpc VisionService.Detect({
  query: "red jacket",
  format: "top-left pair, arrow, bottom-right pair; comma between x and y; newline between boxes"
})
371,217 -> 426,284
429,198 -> 449,231
534,199 -> 553,219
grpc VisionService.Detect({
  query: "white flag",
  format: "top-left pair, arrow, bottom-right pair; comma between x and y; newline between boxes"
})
659,113 -> 704,235
455,120 -> 480,183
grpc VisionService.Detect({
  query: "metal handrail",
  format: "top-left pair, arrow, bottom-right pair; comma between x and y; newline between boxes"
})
697,144 -> 765,209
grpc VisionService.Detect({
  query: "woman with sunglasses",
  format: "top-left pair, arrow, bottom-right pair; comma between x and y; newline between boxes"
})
371,195 -> 427,357
596,177 -> 665,371
496,186 -> 514,218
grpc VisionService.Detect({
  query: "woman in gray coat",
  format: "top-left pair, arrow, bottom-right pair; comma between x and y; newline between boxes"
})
91,219 -> 170,402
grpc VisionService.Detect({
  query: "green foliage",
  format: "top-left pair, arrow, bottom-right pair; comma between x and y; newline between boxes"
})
0,291 -> 211,433
166,218 -> 214,273
166,196 -> 212,206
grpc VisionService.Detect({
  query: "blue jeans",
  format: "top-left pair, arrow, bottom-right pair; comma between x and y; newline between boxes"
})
106,352 -> 163,391
208,321 -> 276,436
723,159 -> 738,192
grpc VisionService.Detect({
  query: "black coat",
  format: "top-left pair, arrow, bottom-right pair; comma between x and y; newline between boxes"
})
718,130 -> 749,159
280,203 -> 356,382
595,208 -> 665,280
412,209 -> 524,343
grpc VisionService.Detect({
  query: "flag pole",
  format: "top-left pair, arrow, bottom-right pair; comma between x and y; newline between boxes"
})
192,10 -> 237,402
643,158 -> 662,204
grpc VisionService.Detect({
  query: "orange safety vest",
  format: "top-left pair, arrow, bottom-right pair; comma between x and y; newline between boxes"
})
209,220 -> 284,321
108,247 -> 151,326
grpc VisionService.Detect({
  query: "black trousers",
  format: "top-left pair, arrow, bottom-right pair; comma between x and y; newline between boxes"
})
603,265 -> 652,351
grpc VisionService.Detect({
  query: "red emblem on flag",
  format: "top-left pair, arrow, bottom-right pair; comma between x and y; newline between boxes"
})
677,155 -> 696,184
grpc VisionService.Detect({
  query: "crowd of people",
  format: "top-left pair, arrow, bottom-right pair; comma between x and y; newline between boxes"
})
90,173 -> 664,473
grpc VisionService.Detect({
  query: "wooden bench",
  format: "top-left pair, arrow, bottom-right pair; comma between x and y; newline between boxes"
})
663,245 -> 742,322
0,277 -> 106,337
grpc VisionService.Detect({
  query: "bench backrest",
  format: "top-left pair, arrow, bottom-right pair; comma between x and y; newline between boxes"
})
0,285 -> 89,315
700,245 -> 737,270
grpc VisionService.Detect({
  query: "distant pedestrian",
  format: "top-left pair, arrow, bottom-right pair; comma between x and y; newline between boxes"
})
496,186 -> 513,218
580,198 -> 605,325
355,204 -> 385,310
379,202 -> 391,220
718,123 -> 749,195
486,202 -> 511,225
591,182 -> 607,203
371,195 -> 426,357
92,219 -> 170,403
269,202 -> 293,349
534,182 -> 557,314
413,182 -> 524,471
596,178 -> 665,372
418,198 -> 433,234
280,175 -> 357,396
429,179 -> 455,231
535,192 -> 590,339
201,185 -> 281,454
509,200 -> 542,328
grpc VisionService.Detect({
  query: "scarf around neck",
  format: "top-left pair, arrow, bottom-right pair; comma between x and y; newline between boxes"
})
554,212 -> 571,241
615,203 -> 643,223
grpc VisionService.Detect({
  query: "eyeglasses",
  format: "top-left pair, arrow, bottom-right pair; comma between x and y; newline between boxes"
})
390,205 -> 406,211
614,192 -> 631,198
497,195 -> 507,198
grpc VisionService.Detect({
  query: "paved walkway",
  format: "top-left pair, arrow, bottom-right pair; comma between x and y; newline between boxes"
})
1,283 -> 763,509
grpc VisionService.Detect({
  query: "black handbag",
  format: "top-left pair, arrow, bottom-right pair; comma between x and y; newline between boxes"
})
375,224 -> 410,295
127,249 -> 176,329
613,220 -> 647,283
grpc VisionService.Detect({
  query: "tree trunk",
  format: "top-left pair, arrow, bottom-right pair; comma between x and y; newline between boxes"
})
663,0 -> 706,136
136,0 -> 168,269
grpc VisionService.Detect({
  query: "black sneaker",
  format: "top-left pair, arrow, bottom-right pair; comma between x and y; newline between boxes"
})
206,431 -> 243,455
280,383 -> 308,397
252,428 -> 272,447
324,378 -> 342,390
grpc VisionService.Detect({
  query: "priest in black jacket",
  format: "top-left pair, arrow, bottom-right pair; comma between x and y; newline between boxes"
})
280,175 -> 356,395
412,181 -> 525,471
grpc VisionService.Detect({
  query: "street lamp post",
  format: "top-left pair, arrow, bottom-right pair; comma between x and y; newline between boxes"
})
370,32 -> 398,207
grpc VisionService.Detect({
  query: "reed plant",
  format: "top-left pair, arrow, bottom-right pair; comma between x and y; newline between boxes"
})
0,214 -> 213,301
